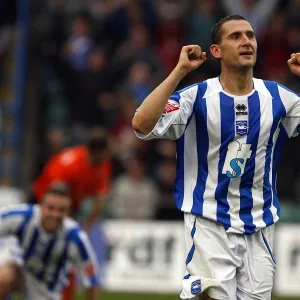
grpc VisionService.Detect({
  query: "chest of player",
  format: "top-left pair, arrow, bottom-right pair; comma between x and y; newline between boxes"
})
23,233 -> 74,283
194,91 -> 286,146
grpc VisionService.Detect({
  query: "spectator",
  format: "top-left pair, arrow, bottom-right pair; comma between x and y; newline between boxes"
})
154,159 -> 182,220
285,0 -> 300,27
221,0 -> 280,38
259,11 -> 290,78
111,98 -> 142,168
62,12 -> 93,71
125,61 -> 153,105
188,0 -> 223,52
33,127 -> 112,231
72,47 -> 112,129
110,158 -> 158,219
111,23 -> 161,83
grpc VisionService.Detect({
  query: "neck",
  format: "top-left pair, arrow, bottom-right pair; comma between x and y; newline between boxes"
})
219,67 -> 253,96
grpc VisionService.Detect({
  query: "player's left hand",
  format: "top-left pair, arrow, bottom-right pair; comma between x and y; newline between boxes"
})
288,53 -> 300,76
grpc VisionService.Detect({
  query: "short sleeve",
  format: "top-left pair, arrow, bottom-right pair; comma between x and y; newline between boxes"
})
69,229 -> 100,288
135,84 -> 199,140
0,204 -> 32,236
278,84 -> 300,138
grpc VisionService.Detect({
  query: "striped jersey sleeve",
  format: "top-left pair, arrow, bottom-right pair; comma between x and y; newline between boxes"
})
0,204 -> 32,236
277,83 -> 300,137
69,229 -> 99,288
135,84 -> 201,140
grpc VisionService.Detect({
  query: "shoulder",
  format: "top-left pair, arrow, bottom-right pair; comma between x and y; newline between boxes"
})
171,81 -> 211,103
195,77 -> 222,98
0,203 -> 34,216
0,204 -> 35,226
254,79 -> 299,98
57,146 -> 86,167
63,217 -> 87,240
64,217 -> 81,232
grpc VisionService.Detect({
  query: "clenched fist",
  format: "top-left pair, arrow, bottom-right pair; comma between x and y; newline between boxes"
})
176,45 -> 207,76
288,53 -> 300,77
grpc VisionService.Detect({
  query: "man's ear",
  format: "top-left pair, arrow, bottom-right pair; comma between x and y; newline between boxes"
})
210,44 -> 222,59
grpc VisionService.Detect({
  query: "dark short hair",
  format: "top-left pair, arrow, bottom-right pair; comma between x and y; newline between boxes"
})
44,182 -> 70,199
86,128 -> 108,152
211,15 -> 249,44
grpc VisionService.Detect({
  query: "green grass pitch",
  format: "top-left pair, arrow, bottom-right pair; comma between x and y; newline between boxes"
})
75,292 -> 299,299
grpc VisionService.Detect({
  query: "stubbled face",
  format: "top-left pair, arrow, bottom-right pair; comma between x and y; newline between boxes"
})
215,20 -> 257,69
40,194 -> 70,233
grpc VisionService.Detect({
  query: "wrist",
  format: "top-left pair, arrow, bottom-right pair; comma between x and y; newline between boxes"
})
173,65 -> 188,80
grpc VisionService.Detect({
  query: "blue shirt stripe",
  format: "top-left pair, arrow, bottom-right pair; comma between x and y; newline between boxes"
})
24,226 -> 39,261
215,92 -> 235,230
16,206 -> 34,244
175,84 -> 203,210
71,228 -> 89,261
48,227 -> 79,291
239,91 -> 260,234
271,124 -> 288,216
263,81 -> 286,226
192,82 -> 208,215
37,234 -> 57,280
170,83 -> 199,103
175,135 -> 185,210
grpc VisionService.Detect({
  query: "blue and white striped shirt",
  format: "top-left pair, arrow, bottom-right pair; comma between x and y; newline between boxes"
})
0,204 -> 99,293
136,77 -> 300,234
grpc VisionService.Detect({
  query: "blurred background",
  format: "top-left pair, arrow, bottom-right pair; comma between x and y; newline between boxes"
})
1,0 -> 300,299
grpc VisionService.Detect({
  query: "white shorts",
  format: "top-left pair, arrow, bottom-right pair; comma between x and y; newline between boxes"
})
24,271 -> 61,300
180,214 -> 276,300
0,236 -> 24,267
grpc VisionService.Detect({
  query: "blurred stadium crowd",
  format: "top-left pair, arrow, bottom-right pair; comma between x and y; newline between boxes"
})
2,0 -> 300,221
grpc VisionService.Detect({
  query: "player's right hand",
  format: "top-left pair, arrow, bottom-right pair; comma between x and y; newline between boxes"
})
176,45 -> 207,75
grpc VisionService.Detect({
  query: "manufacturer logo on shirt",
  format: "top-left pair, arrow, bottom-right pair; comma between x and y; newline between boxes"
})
236,120 -> 248,135
235,104 -> 248,116
222,141 -> 252,179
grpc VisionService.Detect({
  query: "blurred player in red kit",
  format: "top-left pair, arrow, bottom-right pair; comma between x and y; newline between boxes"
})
33,128 -> 112,300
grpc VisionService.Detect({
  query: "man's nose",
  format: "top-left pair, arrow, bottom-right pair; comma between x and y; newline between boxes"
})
51,210 -> 62,218
241,35 -> 251,45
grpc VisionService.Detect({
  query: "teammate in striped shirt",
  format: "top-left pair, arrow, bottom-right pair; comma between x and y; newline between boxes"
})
0,185 -> 99,300
132,15 -> 300,300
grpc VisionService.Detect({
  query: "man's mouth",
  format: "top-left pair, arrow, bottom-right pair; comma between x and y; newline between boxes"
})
240,51 -> 253,56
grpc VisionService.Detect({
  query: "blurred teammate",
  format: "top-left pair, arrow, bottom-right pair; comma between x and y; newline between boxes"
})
133,15 -> 300,300
33,128 -> 112,231
33,129 -> 111,299
0,185 -> 99,300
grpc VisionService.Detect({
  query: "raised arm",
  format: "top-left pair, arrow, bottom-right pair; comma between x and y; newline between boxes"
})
132,45 -> 207,135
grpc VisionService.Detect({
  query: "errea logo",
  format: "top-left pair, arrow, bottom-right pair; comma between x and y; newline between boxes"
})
235,104 -> 248,116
